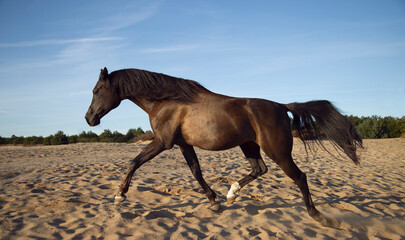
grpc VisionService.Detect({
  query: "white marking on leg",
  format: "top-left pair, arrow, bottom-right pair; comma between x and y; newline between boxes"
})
114,195 -> 126,204
227,182 -> 241,201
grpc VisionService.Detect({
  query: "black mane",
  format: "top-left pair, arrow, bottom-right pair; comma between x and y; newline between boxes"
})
109,69 -> 210,102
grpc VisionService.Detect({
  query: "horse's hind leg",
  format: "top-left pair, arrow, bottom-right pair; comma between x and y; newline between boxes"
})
272,154 -> 340,226
272,153 -> 321,218
227,142 -> 268,203
265,147 -> 337,226
179,144 -> 220,211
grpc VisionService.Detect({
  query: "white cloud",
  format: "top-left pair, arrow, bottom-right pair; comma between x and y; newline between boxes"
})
270,88 -> 401,98
0,37 -> 124,74
93,2 -> 160,33
140,44 -> 200,53
0,37 -> 122,48
247,41 -> 405,75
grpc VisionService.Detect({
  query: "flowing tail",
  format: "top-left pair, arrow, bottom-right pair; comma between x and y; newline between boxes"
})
285,100 -> 363,164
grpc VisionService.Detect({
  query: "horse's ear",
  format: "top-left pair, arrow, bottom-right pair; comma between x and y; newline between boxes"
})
100,67 -> 109,80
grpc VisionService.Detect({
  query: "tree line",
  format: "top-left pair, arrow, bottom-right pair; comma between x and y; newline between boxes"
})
0,128 -> 150,145
346,115 -> 404,139
0,116 -> 404,146
290,115 -> 404,139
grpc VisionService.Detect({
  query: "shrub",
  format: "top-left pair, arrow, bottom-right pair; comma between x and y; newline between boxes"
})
126,128 -> 145,142
68,135 -> 78,144
50,131 -> 69,145
382,116 -> 402,138
10,135 -> 24,145
112,131 -> 126,142
347,115 -> 362,127
43,136 -> 52,145
23,136 -> 44,145
78,131 -> 99,142
356,116 -> 384,139
354,116 -> 405,139
132,131 -> 155,142
99,129 -> 114,142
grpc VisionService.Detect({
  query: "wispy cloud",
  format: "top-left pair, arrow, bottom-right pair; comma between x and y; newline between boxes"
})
247,41 -> 405,75
140,44 -> 200,54
0,39 -> 124,74
0,37 -> 122,48
270,88 -> 401,98
0,2 -> 161,74
93,2 -> 160,33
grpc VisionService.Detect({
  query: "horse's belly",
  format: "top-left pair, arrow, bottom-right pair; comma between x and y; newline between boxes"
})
181,114 -> 254,151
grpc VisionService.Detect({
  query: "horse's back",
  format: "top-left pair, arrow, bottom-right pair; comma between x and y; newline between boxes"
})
179,93 -> 289,151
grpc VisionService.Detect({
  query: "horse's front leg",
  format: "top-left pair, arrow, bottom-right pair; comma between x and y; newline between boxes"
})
179,144 -> 220,212
115,138 -> 165,203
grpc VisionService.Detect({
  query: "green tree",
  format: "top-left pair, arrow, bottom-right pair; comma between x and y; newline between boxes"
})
112,131 -> 126,142
99,129 -> 113,142
50,131 -> 69,145
10,135 -> 24,144
78,131 -> 99,142
125,128 -> 145,142
347,115 -> 362,127
356,116 -> 385,139
381,116 -> 402,138
23,136 -> 44,145
43,135 -> 52,145
68,135 -> 78,144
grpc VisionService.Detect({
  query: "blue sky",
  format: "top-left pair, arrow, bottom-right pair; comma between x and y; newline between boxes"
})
0,0 -> 404,137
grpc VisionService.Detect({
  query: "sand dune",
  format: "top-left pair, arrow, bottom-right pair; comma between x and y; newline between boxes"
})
1,139 -> 404,239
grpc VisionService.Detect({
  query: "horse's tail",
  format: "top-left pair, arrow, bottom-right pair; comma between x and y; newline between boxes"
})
284,100 -> 363,165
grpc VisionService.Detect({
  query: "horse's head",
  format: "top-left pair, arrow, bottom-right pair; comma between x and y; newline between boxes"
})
85,67 -> 121,126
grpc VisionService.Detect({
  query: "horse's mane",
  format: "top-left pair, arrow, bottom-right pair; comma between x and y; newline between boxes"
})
109,69 -> 210,102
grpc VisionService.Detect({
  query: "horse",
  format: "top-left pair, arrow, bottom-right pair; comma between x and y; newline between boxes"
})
85,67 -> 362,226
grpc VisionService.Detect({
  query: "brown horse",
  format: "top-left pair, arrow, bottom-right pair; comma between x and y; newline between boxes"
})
85,67 -> 362,226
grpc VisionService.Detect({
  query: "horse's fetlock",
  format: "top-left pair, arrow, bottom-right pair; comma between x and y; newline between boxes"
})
206,189 -> 217,200
308,207 -> 320,218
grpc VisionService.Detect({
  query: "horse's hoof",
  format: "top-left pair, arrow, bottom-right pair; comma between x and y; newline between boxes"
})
313,212 -> 341,229
227,196 -> 237,203
114,195 -> 126,204
210,201 -> 221,212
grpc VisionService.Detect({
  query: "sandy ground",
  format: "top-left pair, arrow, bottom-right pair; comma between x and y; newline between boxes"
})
0,138 -> 404,239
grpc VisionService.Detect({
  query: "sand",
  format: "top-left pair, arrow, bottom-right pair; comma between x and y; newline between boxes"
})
0,138 -> 404,239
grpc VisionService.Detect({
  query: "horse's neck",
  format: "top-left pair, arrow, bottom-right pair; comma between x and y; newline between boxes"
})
128,97 -> 155,114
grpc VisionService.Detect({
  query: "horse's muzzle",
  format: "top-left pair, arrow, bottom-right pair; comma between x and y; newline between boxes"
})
85,113 -> 100,126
